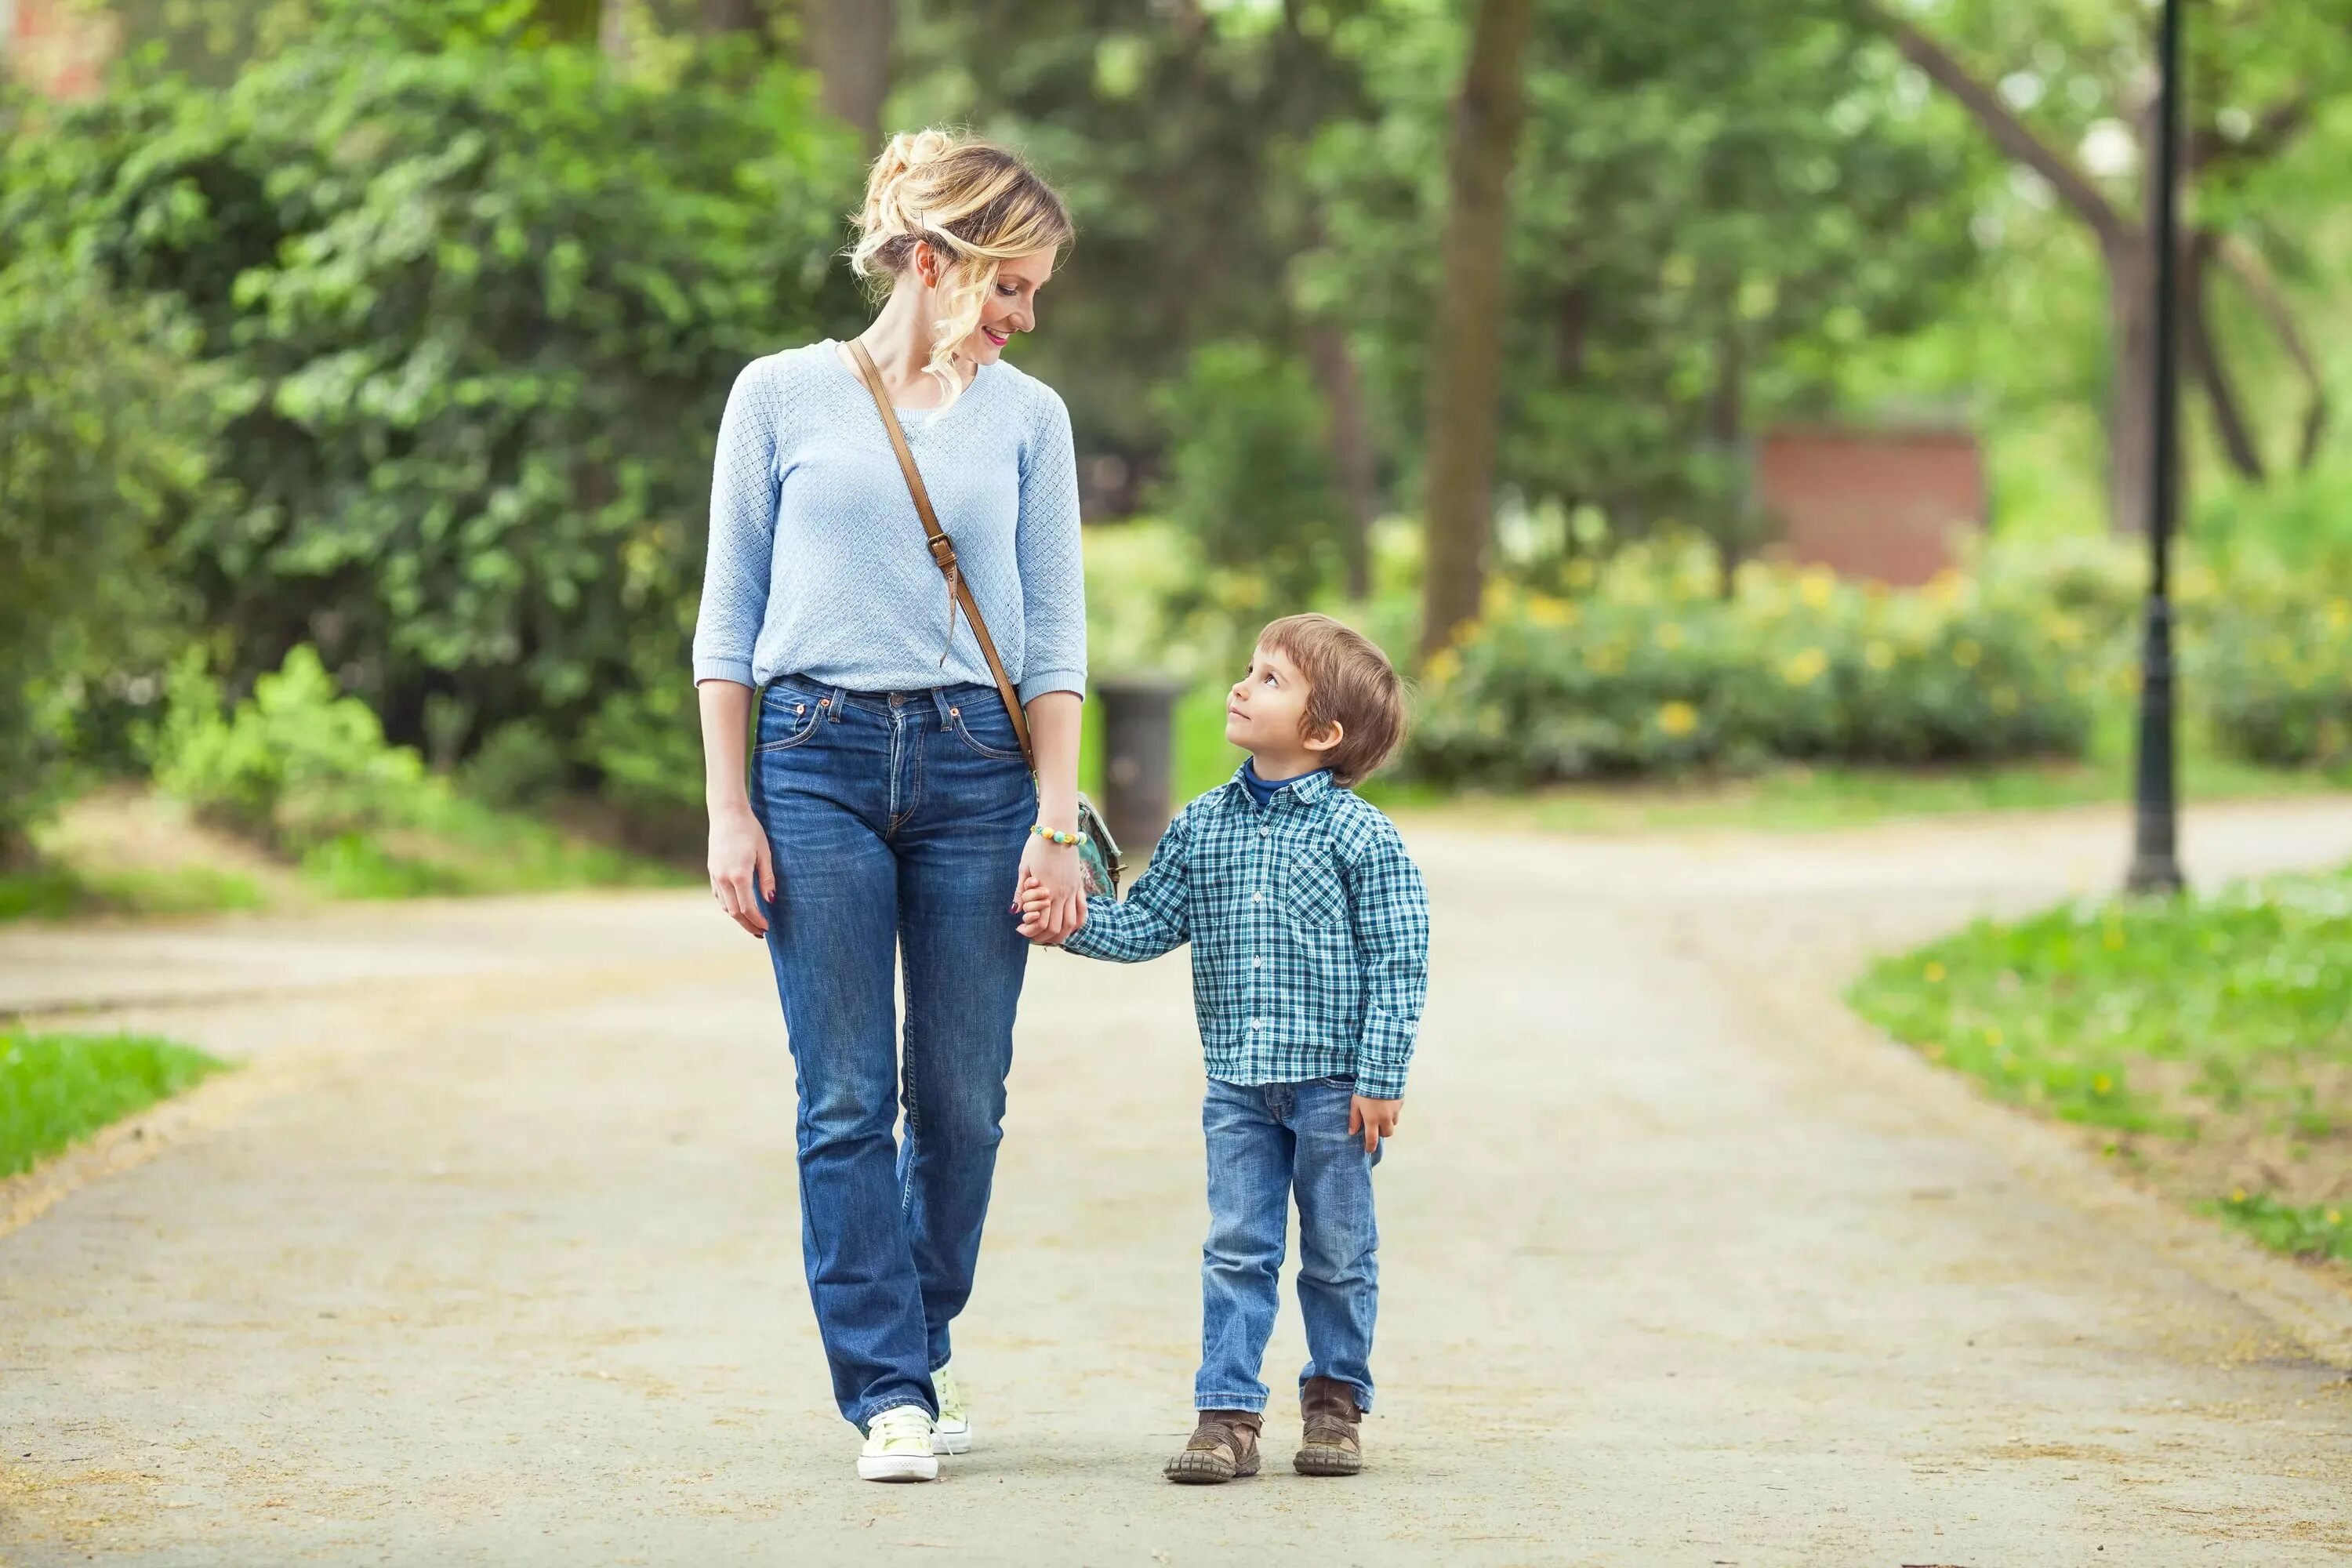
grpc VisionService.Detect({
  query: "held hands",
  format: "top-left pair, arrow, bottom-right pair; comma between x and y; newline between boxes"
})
1348,1094 -> 1402,1154
1013,831 -> 1087,945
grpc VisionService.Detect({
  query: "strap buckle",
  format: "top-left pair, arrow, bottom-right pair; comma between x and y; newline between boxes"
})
928,535 -> 959,570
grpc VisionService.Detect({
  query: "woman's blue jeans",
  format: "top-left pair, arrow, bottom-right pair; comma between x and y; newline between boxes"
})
751,678 -> 1034,1428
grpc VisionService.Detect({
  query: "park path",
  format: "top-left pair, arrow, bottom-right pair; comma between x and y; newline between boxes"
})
5,800 -> 2352,1566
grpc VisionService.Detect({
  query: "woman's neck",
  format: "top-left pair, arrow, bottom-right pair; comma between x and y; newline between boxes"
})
851,285 -> 972,409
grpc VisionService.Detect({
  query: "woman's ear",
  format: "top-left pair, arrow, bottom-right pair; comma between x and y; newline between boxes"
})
1304,717 -> 1345,757
912,241 -> 942,290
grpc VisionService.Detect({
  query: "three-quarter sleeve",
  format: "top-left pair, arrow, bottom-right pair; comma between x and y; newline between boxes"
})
691,359 -> 782,688
1012,390 -> 1087,704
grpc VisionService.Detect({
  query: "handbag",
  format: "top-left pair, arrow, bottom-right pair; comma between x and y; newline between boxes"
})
845,339 -> 1124,898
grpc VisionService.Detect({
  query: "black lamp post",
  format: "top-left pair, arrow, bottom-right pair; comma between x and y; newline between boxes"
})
2126,0 -> 2187,896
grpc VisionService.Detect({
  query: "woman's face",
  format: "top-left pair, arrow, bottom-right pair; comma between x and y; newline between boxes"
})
921,245 -> 1054,367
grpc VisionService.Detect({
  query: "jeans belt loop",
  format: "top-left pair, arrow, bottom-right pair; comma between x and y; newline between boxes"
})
826,684 -> 848,720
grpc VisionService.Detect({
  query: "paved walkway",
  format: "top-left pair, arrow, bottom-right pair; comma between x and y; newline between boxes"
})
5,800 -> 2352,1566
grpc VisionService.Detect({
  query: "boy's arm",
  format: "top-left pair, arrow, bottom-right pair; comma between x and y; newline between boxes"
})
1344,820 -> 1430,1101
1058,809 -> 1193,963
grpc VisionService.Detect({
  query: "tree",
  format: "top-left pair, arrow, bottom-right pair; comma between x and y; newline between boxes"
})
1418,0 -> 1534,655
804,0 -> 895,151
1858,0 -> 2348,532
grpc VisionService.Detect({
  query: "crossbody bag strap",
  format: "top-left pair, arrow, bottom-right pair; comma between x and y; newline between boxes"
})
845,339 -> 1036,771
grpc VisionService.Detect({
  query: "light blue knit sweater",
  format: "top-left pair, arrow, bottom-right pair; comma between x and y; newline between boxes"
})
691,341 -> 1087,703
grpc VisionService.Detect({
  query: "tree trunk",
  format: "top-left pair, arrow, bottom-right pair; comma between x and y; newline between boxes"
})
2184,230 -> 2264,482
804,0 -> 896,152
1708,325 -> 1746,601
1418,0 -> 1536,658
1306,323 -> 1379,600
698,0 -> 764,33
534,0 -> 603,43
2104,235 -> 2157,537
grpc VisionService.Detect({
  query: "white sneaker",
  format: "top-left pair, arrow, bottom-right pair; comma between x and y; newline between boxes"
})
931,1364 -> 971,1455
858,1405 -> 939,1483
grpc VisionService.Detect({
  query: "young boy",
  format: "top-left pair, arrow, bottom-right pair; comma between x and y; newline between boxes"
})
1018,613 -> 1429,1483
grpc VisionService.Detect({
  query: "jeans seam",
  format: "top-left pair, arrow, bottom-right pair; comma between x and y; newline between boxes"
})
862,1394 -> 931,1428
1195,1392 -> 1269,1412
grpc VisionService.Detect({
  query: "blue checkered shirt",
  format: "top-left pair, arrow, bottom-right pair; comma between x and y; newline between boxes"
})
1060,767 -> 1429,1098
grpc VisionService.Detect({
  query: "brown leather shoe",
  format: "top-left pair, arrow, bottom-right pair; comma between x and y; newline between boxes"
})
1164,1410 -> 1261,1484
1294,1376 -> 1363,1475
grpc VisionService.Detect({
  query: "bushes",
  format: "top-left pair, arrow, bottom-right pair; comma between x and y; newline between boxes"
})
0,255 -> 215,858
1,17 -> 862,785
153,646 -> 438,852
2198,575 -> 2352,769
1403,544 -> 2097,787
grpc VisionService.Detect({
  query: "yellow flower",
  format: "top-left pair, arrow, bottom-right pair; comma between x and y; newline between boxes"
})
1922,961 -> 1947,983
2327,1209 -> 2343,1226
2328,601 -> 2351,632
1654,622 -> 1686,650
1526,594 -> 1574,627
1953,639 -> 1982,670
1423,648 -> 1461,688
1865,641 -> 1895,671
1798,567 -> 1837,608
2103,927 -> 2125,950
2231,1187 -> 2248,1203
2092,1073 -> 2113,1094
1781,647 -> 1829,686
1564,557 -> 1597,590
1657,700 -> 1699,737
1923,570 -> 1965,605
1984,1025 -> 2003,1048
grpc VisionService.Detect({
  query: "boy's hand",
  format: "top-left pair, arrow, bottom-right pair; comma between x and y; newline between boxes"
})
1348,1094 -> 1401,1153
1013,872 -> 1066,945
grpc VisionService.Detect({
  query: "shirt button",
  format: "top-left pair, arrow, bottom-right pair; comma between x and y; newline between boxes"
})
1252,892 -> 1264,903
1248,1019 -> 1261,1030
1251,956 -> 1263,968
1260,828 -> 1270,837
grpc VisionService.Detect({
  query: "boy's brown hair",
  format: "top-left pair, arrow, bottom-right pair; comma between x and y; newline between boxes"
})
1258,613 -> 1408,789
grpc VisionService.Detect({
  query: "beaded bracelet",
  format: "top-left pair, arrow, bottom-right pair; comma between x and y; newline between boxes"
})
1031,823 -> 1083,847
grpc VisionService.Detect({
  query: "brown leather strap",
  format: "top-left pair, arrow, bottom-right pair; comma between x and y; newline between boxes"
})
845,339 -> 1036,770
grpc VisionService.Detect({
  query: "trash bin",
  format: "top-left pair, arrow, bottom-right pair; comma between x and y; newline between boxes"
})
1094,675 -> 1189,857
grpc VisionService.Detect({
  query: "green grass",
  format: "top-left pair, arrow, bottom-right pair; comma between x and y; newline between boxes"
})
295,795 -> 688,902
0,1032 -> 229,1178
1849,862 -> 2352,1266
0,864 -> 266,922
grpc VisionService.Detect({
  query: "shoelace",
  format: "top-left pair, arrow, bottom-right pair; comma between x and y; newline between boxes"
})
871,1406 -> 931,1446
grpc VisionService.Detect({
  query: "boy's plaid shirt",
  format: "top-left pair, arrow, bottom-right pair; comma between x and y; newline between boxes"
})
1060,767 -> 1429,1098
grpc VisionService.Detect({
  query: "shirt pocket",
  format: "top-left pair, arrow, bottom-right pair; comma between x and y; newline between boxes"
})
1279,844 -> 1350,932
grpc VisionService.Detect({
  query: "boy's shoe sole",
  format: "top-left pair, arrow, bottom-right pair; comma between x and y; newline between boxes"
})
931,1426 -> 972,1456
1164,1449 -> 1259,1484
856,1453 -> 940,1483
1293,1445 -> 1363,1477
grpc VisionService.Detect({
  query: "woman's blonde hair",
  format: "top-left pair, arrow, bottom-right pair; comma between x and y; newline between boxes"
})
848,129 -> 1073,404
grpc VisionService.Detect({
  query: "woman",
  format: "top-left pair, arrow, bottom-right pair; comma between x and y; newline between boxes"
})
692,130 -> 1086,1483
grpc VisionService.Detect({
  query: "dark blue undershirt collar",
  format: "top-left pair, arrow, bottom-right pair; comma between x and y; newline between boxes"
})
1242,759 -> 1331,810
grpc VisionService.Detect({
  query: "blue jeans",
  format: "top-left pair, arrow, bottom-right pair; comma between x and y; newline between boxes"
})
751,678 -> 1034,1428
1196,1076 -> 1381,1415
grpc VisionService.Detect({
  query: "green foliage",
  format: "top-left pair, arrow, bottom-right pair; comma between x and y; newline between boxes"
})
0,864 -> 266,924
1851,860 -> 2352,1263
1404,544 -> 2095,786
2212,1192 -> 2352,1265
1,25 -> 862,782
0,1032 -> 228,1178
0,254 -> 213,855
154,646 -> 434,851
1152,342 -> 1351,601
2198,577 -> 2352,768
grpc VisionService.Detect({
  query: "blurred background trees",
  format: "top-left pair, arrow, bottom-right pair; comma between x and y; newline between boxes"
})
4,0 -> 2351,881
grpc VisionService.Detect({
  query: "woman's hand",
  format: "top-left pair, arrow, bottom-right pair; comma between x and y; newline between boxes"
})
708,799 -> 775,938
1015,833 -> 1087,943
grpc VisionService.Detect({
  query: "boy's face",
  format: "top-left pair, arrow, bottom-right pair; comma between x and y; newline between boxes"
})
1225,641 -> 1336,775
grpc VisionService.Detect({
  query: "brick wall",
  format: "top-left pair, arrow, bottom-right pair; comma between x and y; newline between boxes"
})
1757,426 -> 1986,588
4,0 -> 119,101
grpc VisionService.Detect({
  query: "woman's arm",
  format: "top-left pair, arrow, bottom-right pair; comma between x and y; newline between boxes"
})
1012,387 -> 1088,940
1018,689 -> 1087,941
700,680 -> 775,938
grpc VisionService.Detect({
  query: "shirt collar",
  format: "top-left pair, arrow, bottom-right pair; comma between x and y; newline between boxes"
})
1229,761 -> 1335,810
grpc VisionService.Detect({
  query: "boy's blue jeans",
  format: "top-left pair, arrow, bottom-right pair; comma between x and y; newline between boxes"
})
751,679 -> 1034,1429
1196,1076 -> 1381,1415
